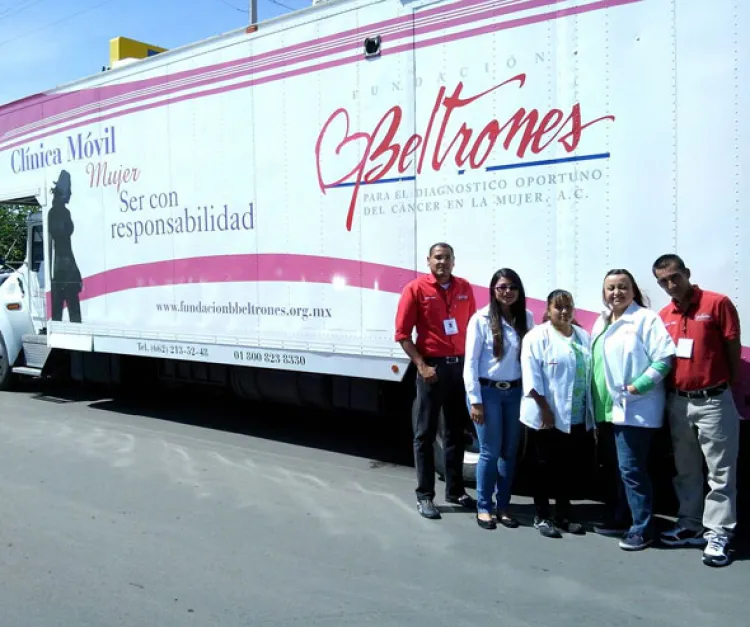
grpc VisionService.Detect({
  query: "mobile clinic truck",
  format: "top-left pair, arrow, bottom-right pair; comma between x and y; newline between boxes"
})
0,0 -> 748,482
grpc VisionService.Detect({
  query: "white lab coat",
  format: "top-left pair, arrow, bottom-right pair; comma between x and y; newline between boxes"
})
520,322 -> 595,433
590,302 -> 676,428
463,305 -> 536,405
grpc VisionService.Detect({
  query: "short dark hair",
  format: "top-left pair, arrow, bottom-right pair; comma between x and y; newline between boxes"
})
652,254 -> 686,274
429,242 -> 454,257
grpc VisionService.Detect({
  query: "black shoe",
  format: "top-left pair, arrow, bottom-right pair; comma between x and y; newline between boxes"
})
417,499 -> 441,519
476,515 -> 497,530
594,519 -> 631,537
534,517 -> 562,538
556,519 -> 586,535
496,513 -> 520,529
445,494 -> 477,510
660,525 -> 706,547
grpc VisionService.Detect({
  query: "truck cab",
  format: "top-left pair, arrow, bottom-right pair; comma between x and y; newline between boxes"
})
0,210 -> 50,389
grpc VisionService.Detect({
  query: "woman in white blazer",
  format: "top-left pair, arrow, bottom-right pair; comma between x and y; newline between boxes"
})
590,269 -> 676,552
520,289 -> 595,538
464,268 -> 534,530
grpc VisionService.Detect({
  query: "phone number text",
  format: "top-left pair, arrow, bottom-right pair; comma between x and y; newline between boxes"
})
233,350 -> 307,366
137,341 -> 210,358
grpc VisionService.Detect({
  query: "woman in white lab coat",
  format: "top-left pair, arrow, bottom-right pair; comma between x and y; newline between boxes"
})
590,269 -> 675,551
520,289 -> 595,538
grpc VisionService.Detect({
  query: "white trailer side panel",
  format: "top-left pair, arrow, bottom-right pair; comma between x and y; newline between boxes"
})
1,0 -> 749,413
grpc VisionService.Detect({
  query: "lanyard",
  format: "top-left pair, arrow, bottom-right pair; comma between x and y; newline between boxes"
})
681,315 -> 689,337
437,284 -> 454,318
678,303 -> 694,337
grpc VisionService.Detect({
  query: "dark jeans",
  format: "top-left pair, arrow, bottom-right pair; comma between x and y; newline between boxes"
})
614,424 -> 656,537
51,280 -> 82,323
412,357 -> 468,501
596,422 -> 631,526
529,424 -> 589,520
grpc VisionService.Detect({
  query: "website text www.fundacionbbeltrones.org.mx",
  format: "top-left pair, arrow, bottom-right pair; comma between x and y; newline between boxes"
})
155,300 -> 333,321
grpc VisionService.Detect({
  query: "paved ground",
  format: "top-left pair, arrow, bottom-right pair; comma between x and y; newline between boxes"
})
0,382 -> 747,627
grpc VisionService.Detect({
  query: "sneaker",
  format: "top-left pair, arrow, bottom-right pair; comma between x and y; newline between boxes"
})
703,533 -> 731,567
619,531 -> 653,551
660,525 -> 707,548
594,519 -> 631,537
417,499 -> 441,520
534,517 -> 562,538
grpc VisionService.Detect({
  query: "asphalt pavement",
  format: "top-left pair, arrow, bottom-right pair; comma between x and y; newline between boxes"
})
0,381 -> 747,627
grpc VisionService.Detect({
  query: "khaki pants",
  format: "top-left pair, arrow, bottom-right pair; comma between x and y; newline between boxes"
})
667,389 -> 740,538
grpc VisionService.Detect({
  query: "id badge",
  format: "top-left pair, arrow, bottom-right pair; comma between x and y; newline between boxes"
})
443,318 -> 458,336
676,338 -> 694,359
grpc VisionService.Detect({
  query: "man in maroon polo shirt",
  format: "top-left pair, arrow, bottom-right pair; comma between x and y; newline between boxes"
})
652,254 -> 741,567
395,242 -> 477,519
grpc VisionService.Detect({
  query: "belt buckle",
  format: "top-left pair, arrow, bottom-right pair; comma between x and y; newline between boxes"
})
496,381 -> 511,390
445,356 -> 460,364
683,387 -> 718,399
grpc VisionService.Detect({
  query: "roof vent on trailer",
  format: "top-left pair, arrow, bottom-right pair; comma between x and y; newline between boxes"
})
364,35 -> 381,58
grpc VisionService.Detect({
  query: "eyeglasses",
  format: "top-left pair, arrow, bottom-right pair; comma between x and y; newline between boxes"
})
494,284 -> 519,292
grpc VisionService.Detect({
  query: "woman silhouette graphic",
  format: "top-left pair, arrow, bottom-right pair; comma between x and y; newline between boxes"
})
48,169 -> 82,323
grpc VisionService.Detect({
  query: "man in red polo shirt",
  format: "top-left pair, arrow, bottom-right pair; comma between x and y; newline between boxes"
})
395,242 -> 477,519
652,254 -> 741,567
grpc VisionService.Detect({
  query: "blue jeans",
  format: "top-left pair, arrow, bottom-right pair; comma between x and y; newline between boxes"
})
613,425 -> 656,537
473,386 -> 522,514
598,422 -> 631,525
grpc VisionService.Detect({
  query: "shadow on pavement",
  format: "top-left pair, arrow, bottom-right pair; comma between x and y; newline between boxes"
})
23,378 -> 415,472
19,377 -> 750,558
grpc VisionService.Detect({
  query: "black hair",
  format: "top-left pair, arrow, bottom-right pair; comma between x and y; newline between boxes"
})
488,268 -> 529,360
428,242 -> 454,257
652,254 -> 686,274
542,289 -> 580,326
603,268 -> 649,309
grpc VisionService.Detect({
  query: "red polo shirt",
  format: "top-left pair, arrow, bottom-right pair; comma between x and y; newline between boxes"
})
659,286 -> 741,391
394,273 -> 477,358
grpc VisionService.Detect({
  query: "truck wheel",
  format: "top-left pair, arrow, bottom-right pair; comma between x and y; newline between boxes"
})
0,332 -> 13,391
433,410 -> 479,485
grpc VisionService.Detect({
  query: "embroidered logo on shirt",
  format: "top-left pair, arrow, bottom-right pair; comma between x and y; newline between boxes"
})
695,313 -> 712,321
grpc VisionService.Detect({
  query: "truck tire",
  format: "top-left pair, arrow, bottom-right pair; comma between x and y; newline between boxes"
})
433,410 -> 479,485
0,332 -> 12,391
